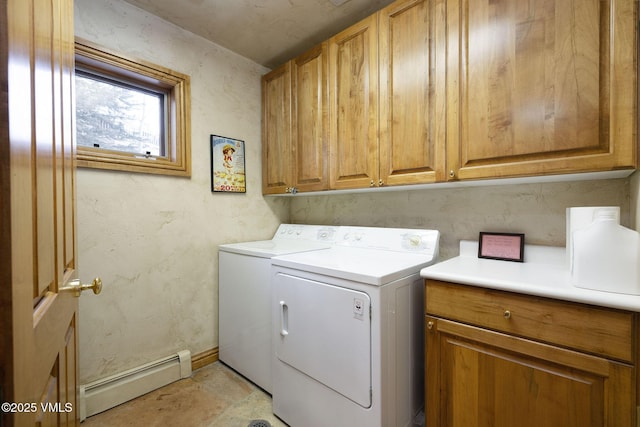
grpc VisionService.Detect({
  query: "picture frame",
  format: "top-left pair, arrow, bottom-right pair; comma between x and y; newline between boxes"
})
210,135 -> 246,193
478,232 -> 525,262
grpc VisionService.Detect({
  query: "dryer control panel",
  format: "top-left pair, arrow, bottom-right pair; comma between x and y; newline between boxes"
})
274,224 -> 338,243
336,226 -> 439,258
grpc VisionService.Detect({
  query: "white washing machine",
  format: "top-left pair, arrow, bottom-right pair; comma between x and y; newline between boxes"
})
271,226 -> 439,427
218,224 -> 337,393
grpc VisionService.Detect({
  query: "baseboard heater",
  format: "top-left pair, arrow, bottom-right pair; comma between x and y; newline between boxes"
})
79,350 -> 192,421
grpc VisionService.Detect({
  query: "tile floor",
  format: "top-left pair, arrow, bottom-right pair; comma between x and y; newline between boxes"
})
81,362 -> 287,427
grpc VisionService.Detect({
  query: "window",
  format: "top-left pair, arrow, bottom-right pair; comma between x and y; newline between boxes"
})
75,39 -> 191,176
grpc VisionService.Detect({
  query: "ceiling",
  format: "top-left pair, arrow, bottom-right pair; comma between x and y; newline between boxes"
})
122,0 -> 396,69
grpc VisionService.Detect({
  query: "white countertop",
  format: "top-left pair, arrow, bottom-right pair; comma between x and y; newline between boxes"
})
420,241 -> 640,312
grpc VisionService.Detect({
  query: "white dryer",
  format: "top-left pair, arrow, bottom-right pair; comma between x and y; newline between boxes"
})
218,224 -> 336,393
271,226 -> 439,427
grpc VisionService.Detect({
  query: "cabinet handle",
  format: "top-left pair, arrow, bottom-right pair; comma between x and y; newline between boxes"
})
378,179 -> 384,186
449,170 -> 455,178
427,321 -> 434,330
370,180 -> 375,187
503,310 -> 511,319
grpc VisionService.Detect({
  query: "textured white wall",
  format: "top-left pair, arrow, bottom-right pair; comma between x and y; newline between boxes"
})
631,171 -> 640,230
290,179 -> 631,260
75,0 -> 288,384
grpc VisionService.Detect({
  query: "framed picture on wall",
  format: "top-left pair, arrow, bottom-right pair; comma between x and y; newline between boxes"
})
210,135 -> 246,193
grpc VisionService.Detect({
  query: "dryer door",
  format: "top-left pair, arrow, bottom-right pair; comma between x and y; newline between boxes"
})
274,272 -> 372,408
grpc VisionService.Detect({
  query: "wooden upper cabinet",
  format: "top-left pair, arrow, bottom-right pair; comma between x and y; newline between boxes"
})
292,43 -> 329,192
446,0 -> 637,181
329,14 -> 379,190
261,0 -> 637,194
262,62 -> 292,194
262,44 -> 328,194
379,0 -> 446,186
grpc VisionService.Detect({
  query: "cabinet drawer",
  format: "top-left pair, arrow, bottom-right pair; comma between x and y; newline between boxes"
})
425,280 -> 635,362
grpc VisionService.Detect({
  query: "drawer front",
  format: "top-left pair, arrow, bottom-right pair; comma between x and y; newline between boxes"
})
425,280 -> 635,362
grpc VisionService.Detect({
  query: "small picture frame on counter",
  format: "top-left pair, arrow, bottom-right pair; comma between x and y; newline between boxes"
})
478,232 -> 525,262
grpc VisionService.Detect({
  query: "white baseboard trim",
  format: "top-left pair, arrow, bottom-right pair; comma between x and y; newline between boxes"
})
79,350 -> 192,421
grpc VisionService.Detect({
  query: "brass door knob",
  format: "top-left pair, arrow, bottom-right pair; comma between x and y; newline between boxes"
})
60,277 -> 103,297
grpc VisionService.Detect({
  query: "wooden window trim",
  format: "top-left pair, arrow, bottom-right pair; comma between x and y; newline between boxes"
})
74,38 -> 191,177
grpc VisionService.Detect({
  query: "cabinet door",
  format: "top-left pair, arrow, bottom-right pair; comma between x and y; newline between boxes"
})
425,317 -> 634,427
329,14 -> 379,190
262,62 -> 292,194
446,0 -> 636,181
379,0 -> 446,186
292,43 -> 329,192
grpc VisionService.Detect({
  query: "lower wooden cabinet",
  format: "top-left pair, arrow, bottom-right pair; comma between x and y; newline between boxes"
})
425,280 -> 638,427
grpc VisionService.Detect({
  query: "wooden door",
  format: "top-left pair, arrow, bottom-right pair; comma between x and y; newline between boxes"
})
379,0 -> 446,186
262,62 -> 293,194
425,316 -> 634,427
291,42 -> 329,193
1,0 -> 80,425
329,14 -> 379,190
446,0 -> 637,181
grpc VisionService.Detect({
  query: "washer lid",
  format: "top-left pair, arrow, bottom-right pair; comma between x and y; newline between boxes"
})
219,240 -> 331,257
272,245 -> 438,285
